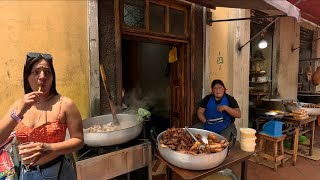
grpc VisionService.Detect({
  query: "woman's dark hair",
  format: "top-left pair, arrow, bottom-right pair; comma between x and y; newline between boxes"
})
211,79 -> 225,89
23,53 -> 58,95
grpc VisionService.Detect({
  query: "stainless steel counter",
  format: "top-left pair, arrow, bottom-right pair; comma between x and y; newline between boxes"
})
76,140 -> 152,180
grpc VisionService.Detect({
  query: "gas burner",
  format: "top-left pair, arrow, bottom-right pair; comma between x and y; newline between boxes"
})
78,139 -> 149,161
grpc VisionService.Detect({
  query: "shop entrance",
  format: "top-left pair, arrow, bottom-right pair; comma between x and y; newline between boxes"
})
121,38 -> 188,132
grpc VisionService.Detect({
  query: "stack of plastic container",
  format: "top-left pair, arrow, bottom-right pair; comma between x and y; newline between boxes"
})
239,128 -> 257,152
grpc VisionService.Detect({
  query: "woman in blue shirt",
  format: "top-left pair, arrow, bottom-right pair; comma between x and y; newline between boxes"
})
197,79 -> 241,139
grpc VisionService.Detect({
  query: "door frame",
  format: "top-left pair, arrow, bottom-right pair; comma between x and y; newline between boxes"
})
88,0 -> 200,127
116,0 -> 195,127
120,33 -> 191,127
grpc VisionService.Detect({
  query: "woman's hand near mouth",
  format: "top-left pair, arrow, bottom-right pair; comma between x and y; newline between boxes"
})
16,91 -> 43,117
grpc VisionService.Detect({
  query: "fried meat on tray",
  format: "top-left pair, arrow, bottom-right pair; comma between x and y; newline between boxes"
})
159,127 -> 228,155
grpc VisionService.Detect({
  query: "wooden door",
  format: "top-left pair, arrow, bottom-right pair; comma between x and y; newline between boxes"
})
170,44 -> 186,127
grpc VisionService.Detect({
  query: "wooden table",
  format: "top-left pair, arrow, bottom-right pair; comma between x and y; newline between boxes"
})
251,107 -> 317,166
155,143 -> 258,180
281,115 -> 317,165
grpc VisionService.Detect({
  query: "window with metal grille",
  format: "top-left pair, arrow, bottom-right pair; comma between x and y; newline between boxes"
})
123,0 -> 145,28
121,0 -> 189,38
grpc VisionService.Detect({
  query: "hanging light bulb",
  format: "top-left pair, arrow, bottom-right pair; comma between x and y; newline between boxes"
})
258,32 -> 268,49
258,39 -> 268,49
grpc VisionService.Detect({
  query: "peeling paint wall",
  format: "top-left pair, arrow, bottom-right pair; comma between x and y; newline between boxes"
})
0,1 -> 89,119
205,8 -> 250,136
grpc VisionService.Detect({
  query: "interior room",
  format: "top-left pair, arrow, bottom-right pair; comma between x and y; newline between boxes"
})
122,39 -> 171,134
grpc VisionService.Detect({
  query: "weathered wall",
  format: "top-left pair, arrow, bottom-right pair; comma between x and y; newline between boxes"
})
205,8 -> 250,136
205,8 -> 231,92
272,17 -> 300,99
0,1 -> 89,118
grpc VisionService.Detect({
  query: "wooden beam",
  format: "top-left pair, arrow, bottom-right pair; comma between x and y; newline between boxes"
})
122,31 -> 188,44
184,0 -> 216,9
145,0 -> 150,30
165,6 -> 170,33
115,0 -> 123,106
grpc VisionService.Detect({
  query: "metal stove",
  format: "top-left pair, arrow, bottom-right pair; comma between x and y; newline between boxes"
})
76,139 -> 152,180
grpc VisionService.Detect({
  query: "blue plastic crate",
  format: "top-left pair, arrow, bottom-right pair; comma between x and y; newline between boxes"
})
261,120 -> 283,137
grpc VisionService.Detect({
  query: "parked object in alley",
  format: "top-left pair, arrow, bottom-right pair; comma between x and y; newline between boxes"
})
157,128 -> 228,170
83,114 -> 143,146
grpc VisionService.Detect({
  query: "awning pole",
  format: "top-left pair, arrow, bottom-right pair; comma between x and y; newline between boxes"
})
238,0 -> 302,51
238,17 -> 279,51
300,57 -> 320,62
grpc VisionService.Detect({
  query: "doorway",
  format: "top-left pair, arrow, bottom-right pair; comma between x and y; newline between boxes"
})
95,0 -> 204,128
122,40 -> 171,133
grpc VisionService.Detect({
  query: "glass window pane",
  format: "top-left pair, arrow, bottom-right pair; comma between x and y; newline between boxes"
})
169,8 -> 185,36
124,0 -> 145,28
150,3 -> 165,33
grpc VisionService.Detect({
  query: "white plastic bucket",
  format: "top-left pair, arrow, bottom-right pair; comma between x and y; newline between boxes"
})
240,143 -> 256,152
240,128 -> 256,139
240,137 -> 257,144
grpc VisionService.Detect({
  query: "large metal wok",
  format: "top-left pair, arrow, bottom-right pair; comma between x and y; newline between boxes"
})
299,103 -> 320,115
83,114 -> 143,146
283,100 -> 320,115
157,128 -> 228,170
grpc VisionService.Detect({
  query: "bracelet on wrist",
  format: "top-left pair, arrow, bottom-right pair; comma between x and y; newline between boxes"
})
10,109 -> 23,122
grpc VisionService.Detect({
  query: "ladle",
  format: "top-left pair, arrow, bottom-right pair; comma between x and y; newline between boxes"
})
99,64 -> 120,126
185,126 -> 205,150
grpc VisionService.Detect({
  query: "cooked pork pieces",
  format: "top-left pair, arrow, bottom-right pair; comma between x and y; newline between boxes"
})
159,127 -> 228,155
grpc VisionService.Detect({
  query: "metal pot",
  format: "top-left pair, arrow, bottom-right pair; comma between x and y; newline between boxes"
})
261,98 -> 285,111
283,101 -> 320,115
282,101 -> 300,112
83,114 -> 143,146
300,103 -> 320,115
157,128 -> 228,170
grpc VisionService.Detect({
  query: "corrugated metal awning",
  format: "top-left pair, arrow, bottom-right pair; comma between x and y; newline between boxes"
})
185,0 -> 301,21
